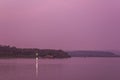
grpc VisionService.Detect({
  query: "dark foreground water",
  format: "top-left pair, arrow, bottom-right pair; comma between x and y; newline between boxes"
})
0,57 -> 120,80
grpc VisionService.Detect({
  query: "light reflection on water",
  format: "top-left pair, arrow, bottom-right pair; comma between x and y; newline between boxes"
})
36,57 -> 38,79
0,57 -> 120,80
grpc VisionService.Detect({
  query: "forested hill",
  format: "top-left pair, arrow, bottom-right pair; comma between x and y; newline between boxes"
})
0,45 -> 71,58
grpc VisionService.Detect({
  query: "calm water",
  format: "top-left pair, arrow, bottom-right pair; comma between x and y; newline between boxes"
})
0,57 -> 120,80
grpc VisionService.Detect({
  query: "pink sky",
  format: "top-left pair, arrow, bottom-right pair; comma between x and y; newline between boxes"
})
0,0 -> 120,51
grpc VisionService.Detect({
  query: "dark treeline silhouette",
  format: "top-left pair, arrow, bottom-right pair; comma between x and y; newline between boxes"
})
0,45 -> 71,58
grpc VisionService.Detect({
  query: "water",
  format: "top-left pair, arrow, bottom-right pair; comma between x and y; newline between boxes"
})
0,57 -> 120,80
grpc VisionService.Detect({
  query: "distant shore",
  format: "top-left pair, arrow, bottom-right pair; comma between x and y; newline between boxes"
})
0,45 -> 71,58
68,50 -> 120,57
0,45 -> 120,59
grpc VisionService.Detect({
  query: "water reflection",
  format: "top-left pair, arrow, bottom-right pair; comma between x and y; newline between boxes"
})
36,57 -> 39,79
0,59 -> 35,80
36,53 -> 39,79
0,58 -> 120,80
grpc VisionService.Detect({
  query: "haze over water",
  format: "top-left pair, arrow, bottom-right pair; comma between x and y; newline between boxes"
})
0,0 -> 120,80
0,0 -> 120,51
0,58 -> 120,80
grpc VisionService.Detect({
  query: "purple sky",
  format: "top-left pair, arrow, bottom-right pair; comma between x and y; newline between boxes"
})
0,0 -> 120,51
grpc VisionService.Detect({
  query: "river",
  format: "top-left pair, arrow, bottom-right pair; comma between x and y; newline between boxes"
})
0,57 -> 120,80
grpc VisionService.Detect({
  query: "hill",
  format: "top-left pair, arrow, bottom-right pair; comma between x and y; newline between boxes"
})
68,50 -> 120,57
0,45 -> 71,58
